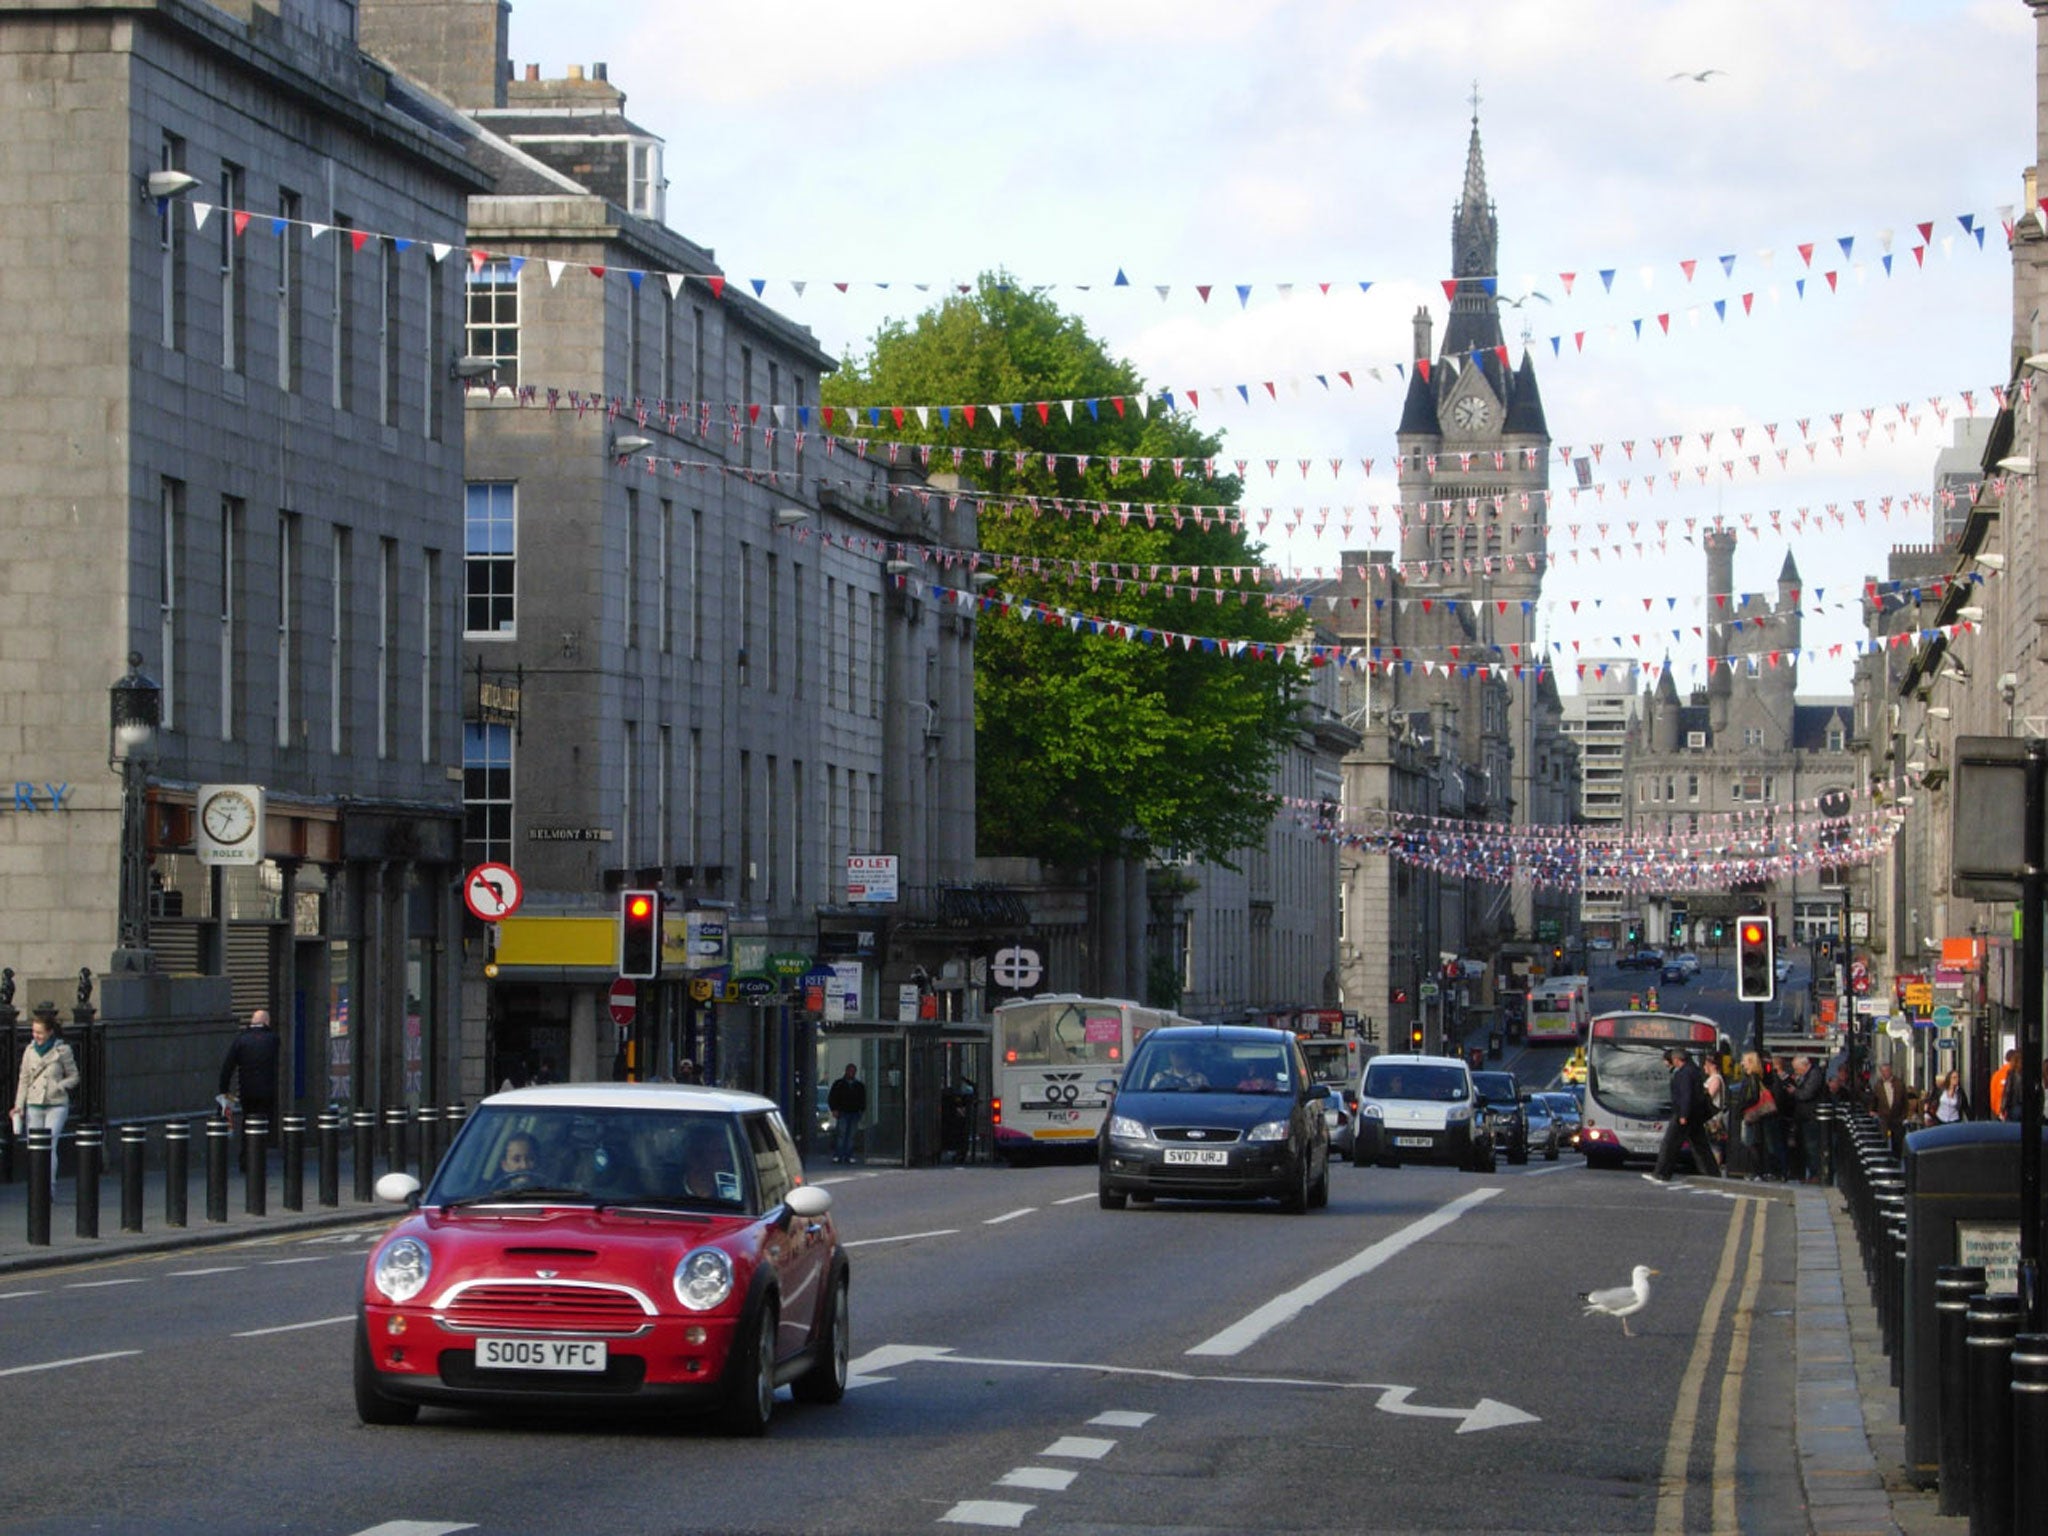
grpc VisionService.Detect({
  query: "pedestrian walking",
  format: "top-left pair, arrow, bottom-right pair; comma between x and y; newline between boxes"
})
1926,1067 -> 1968,1126
1992,1048 -> 2019,1121
218,1009 -> 281,1128
1728,1052 -> 1767,1177
1652,1048 -> 1721,1180
1788,1054 -> 1828,1183
11,1001 -> 80,1194
827,1063 -> 867,1164
1871,1061 -> 1909,1158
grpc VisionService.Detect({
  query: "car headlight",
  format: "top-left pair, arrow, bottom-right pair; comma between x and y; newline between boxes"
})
1361,1102 -> 1383,1119
1246,1119 -> 1290,1142
673,1247 -> 736,1311
1107,1115 -> 1150,1142
371,1236 -> 431,1303
1445,1104 -> 1470,1123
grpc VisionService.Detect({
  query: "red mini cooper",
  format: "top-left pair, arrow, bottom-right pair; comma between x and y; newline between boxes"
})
354,1084 -> 848,1436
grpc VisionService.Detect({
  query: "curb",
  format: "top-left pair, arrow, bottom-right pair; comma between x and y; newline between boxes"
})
0,1205 -> 389,1277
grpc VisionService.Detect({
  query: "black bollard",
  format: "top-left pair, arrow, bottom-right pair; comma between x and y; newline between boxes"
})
73,1122 -> 101,1240
165,1119 -> 189,1227
119,1123 -> 145,1233
281,1114 -> 305,1212
243,1116 -> 268,1217
2014,1333 -> 2048,1531
352,1110 -> 375,1202
1968,1292 -> 2026,1536
25,1126 -> 51,1246
416,1106 -> 441,1184
385,1106 -> 409,1182
204,1116 -> 230,1223
1938,1266 -> 1988,1517
1890,1218 -> 1909,1390
316,1109 -> 339,1207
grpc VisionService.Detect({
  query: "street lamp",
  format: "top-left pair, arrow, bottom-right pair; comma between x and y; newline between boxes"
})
108,653 -> 160,974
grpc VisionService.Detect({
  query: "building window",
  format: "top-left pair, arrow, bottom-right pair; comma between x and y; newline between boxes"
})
462,722 -> 512,867
691,306 -> 706,403
219,164 -> 245,374
465,259 -> 519,386
688,506 -> 703,660
657,724 -> 672,867
424,256 -> 444,441
1827,723 -> 1846,753
421,549 -> 438,765
330,527 -> 351,754
276,189 -> 301,392
791,562 -> 804,700
1687,772 -> 1699,802
795,375 -> 808,474
768,360 -> 781,474
1762,774 -> 1776,803
219,496 -> 242,741
159,479 -> 182,730
465,483 -> 516,636
381,240 -> 402,427
277,512 -> 297,750
377,537 -> 397,759
622,721 -> 637,863
737,542 -> 752,687
740,345 -> 754,468
791,758 -> 805,905
1744,726 -> 1764,749
626,272 -> 642,400
687,727 -> 701,864
660,288 -> 676,403
766,550 -> 779,692
765,755 -> 778,906
624,489 -> 640,650
332,213 -> 354,411
739,749 -> 754,903
658,498 -> 674,653
629,139 -> 664,220
159,135 -> 186,351
868,593 -> 881,717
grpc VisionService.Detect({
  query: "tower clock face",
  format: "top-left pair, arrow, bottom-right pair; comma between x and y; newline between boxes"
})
201,788 -> 258,845
1452,394 -> 1492,432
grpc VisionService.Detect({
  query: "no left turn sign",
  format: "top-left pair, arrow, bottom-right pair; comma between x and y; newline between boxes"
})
464,862 -> 523,921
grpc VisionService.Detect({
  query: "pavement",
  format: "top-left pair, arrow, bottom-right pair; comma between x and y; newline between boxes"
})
0,1142 -> 1969,1534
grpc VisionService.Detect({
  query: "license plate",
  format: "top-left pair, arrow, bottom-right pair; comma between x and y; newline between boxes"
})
1163,1148 -> 1229,1166
1394,1136 -> 1434,1149
475,1337 -> 608,1372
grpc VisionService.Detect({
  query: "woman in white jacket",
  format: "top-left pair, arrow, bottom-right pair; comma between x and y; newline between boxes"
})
11,1001 -> 81,1193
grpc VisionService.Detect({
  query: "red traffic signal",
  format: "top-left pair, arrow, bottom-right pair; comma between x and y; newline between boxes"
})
619,888 -> 661,979
1737,914 -> 1775,1003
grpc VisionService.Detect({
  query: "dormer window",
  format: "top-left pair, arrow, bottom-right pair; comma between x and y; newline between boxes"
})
630,139 -> 666,221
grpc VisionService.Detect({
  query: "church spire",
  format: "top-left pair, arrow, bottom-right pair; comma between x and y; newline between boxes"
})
1443,88 -> 1505,361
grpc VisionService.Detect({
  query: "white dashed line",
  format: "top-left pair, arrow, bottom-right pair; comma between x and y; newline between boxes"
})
0,1350 -> 141,1377
1089,1409 -> 1154,1427
1037,1435 -> 1116,1460
169,1266 -> 247,1277
261,1256 -> 332,1266
65,1278 -> 146,1290
1052,1193 -> 1096,1205
983,1209 -> 1035,1226
233,1314 -> 354,1338
844,1229 -> 959,1248
342,1523 -> 479,1536
938,1500 -> 1033,1528
0,1290 -> 48,1301
996,1468 -> 1076,1492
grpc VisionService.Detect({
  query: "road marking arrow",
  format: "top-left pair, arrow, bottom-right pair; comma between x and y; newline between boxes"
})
1373,1385 -> 1541,1435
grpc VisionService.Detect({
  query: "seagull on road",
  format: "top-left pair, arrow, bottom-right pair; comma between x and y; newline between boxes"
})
1668,68 -> 1726,83
1581,1265 -> 1658,1337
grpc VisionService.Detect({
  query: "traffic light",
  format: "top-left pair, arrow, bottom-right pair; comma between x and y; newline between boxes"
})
1670,913 -> 1685,944
1627,924 -> 1640,944
1737,914 -> 1775,1002
1410,1021 -> 1425,1051
618,888 -> 660,978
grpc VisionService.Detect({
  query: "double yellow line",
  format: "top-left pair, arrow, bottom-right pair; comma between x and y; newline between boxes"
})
1655,1194 -> 1772,1533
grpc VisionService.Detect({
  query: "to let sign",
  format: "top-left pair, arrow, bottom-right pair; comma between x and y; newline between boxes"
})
845,854 -> 899,903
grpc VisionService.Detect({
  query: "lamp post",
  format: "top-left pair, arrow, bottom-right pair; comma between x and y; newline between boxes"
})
109,653 -> 160,975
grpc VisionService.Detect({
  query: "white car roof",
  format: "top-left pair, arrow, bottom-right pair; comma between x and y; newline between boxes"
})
481,1083 -> 779,1114
1365,1054 -> 1470,1071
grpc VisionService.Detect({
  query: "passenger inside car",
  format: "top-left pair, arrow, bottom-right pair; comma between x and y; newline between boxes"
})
682,1127 -> 741,1202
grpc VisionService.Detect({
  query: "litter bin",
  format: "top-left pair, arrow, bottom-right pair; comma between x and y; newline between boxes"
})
940,1085 -> 975,1163
1902,1121 -> 2046,1487
1487,1032 -> 1504,1059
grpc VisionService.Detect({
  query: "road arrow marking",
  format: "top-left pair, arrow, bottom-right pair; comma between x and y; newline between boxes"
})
1374,1385 -> 1542,1435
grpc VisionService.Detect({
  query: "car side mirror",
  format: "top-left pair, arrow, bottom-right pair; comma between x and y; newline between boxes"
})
1309,1083 -> 1330,1102
375,1171 -> 421,1208
786,1184 -> 833,1220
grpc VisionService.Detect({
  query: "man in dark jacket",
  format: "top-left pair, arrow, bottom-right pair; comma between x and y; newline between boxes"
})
220,1010 -> 282,1128
1652,1049 -> 1722,1181
827,1063 -> 867,1164
1789,1054 -> 1829,1183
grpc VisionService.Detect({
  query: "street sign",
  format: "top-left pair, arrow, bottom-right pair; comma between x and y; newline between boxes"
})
1931,1004 -> 1955,1030
463,862 -> 524,921
992,946 -> 1043,991
607,977 -> 638,1026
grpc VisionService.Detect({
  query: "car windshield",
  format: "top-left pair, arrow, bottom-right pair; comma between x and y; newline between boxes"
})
1471,1073 -> 1519,1106
430,1104 -> 752,1214
1130,1039 -> 1296,1094
1364,1063 -> 1468,1102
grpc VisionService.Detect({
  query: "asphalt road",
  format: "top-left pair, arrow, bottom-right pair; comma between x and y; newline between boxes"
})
2,1145 -> 1815,1536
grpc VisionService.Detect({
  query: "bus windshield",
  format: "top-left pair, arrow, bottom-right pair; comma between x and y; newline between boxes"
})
997,1001 -> 1131,1067
1588,1041 -> 1676,1121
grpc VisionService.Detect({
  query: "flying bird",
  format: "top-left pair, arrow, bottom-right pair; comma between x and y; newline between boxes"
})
1581,1265 -> 1659,1337
1668,68 -> 1726,83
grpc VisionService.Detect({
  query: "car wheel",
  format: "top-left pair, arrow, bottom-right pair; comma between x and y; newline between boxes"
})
1546,1139 -> 1560,1162
1309,1151 -> 1330,1209
721,1297 -> 779,1437
1099,1181 -> 1128,1210
1510,1143 -> 1529,1167
1477,1140 -> 1498,1174
1130,1191 -> 1154,1205
1280,1154 -> 1310,1214
791,1270 -> 849,1405
1351,1141 -> 1370,1168
353,1319 -> 419,1427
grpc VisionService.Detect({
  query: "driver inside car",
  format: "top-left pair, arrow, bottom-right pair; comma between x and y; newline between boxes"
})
493,1131 -> 543,1189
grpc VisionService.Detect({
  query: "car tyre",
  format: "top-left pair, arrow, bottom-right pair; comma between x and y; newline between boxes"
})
1130,1191 -> 1154,1205
721,1297 -> 779,1438
353,1319 -> 419,1427
1098,1182 -> 1128,1210
1546,1139 -> 1560,1162
1509,1143 -> 1530,1167
1351,1141 -> 1370,1169
1280,1153 -> 1310,1214
1309,1151 -> 1330,1209
791,1271 -> 849,1406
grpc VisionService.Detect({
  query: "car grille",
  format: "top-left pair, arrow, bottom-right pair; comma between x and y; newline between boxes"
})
1153,1126 -> 1243,1144
437,1280 -> 656,1336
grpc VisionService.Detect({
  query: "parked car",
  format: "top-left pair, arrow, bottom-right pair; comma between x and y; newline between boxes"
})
355,1083 -> 848,1436
1660,960 -> 1691,985
1616,948 -> 1665,972
1521,1092 -> 1563,1161
1352,1054 -> 1496,1172
1471,1071 -> 1529,1166
1098,1026 -> 1331,1212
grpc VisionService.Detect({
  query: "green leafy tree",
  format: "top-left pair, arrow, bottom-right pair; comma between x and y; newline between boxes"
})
826,277 -> 1307,868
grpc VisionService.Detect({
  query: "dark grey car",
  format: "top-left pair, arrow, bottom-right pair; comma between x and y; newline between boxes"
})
1098,1026 -> 1331,1212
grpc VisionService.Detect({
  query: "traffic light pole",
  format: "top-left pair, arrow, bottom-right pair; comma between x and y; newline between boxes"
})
2020,738 -> 2043,1330
1750,1001 -> 1763,1063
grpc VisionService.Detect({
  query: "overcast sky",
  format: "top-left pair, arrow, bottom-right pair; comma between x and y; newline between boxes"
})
508,0 -> 2032,694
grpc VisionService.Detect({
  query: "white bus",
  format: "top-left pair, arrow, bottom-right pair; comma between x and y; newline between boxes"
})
1526,976 -> 1590,1044
990,995 -> 1197,1161
1576,1009 -> 1720,1168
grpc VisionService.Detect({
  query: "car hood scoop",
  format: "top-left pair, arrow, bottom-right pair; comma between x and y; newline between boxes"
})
501,1246 -> 601,1260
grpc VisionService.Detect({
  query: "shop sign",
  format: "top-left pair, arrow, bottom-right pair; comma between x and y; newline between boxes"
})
767,951 -> 811,978
846,854 -> 898,903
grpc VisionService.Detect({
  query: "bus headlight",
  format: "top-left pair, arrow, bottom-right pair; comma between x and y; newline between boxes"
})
1107,1115 -> 1150,1142
1246,1119 -> 1290,1142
